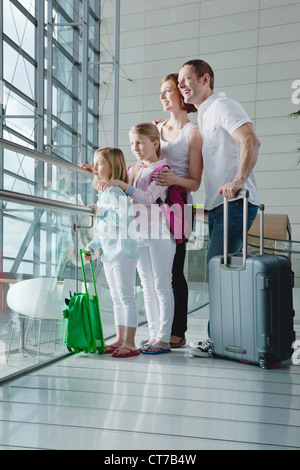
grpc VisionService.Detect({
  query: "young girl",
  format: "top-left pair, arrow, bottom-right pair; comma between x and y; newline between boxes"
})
100,123 -> 176,354
83,147 -> 140,358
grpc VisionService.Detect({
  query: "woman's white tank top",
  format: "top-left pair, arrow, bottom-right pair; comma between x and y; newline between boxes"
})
157,120 -> 196,179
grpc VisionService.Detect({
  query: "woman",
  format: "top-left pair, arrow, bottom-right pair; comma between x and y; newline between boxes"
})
152,73 -> 203,348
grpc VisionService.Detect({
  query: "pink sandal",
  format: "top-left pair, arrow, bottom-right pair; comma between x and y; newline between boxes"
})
105,345 -> 119,354
112,347 -> 140,358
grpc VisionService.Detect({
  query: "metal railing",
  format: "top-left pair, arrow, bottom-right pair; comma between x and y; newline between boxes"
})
0,189 -> 94,217
0,138 -> 93,178
248,234 -> 300,287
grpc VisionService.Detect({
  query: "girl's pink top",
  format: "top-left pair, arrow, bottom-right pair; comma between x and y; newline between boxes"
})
125,159 -> 171,243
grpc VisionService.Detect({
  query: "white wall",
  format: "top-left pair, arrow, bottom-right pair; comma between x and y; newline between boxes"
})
99,0 -> 300,240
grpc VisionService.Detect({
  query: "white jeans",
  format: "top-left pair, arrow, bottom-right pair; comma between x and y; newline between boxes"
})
103,257 -> 138,328
137,238 -> 176,343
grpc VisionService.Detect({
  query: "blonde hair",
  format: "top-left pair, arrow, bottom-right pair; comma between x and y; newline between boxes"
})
161,73 -> 197,114
92,147 -> 128,189
130,122 -> 161,157
128,123 -> 161,185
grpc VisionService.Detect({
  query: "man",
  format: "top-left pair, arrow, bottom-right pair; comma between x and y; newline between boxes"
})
178,60 -> 260,356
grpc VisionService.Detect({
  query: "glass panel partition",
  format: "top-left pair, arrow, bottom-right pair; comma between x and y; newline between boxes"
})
0,142 -> 210,382
185,213 -> 209,312
248,234 -> 300,288
0,201 -> 84,373
0,142 -> 139,380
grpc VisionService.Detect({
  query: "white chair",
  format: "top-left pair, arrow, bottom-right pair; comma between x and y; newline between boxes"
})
6,277 -> 81,362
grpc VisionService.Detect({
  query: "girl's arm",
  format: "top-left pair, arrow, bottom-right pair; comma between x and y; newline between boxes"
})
101,179 -> 168,205
85,233 -> 102,256
99,179 -> 128,193
127,180 -> 168,205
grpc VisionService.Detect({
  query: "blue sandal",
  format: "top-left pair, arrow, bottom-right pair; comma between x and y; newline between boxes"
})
142,347 -> 171,355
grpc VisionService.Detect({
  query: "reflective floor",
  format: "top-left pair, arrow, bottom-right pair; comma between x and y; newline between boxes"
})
0,283 -> 206,380
0,291 -> 299,451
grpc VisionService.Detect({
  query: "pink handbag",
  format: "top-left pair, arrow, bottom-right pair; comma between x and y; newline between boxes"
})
151,165 -> 192,244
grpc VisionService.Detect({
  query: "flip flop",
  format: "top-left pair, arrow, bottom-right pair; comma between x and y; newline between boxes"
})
105,345 -> 119,354
139,339 -> 149,346
170,336 -> 186,348
142,347 -> 171,355
138,343 -> 151,352
112,347 -> 140,358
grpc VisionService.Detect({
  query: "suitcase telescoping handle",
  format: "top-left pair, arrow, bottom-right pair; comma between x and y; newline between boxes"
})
259,203 -> 265,256
79,249 -> 98,298
223,189 -> 264,266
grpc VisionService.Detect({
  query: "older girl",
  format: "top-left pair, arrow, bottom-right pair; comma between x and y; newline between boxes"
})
101,123 -> 176,354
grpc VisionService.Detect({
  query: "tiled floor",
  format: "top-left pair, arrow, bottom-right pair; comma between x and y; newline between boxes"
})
0,292 -> 299,451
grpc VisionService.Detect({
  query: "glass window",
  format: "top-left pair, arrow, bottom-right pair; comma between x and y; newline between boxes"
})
0,0 -> 101,380
3,43 -> 35,100
3,0 -> 35,58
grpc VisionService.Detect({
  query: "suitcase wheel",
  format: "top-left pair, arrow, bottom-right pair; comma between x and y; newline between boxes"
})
259,353 -> 277,370
259,358 -> 268,370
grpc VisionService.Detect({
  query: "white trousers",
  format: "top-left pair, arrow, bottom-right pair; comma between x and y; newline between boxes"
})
137,238 -> 176,343
103,257 -> 138,328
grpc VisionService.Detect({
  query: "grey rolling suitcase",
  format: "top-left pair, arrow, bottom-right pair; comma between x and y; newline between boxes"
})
208,190 -> 295,369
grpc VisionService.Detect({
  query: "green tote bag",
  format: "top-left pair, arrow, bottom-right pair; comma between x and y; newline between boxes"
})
63,249 -> 105,354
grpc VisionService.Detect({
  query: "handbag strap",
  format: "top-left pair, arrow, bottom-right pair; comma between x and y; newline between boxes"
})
79,249 -> 98,297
